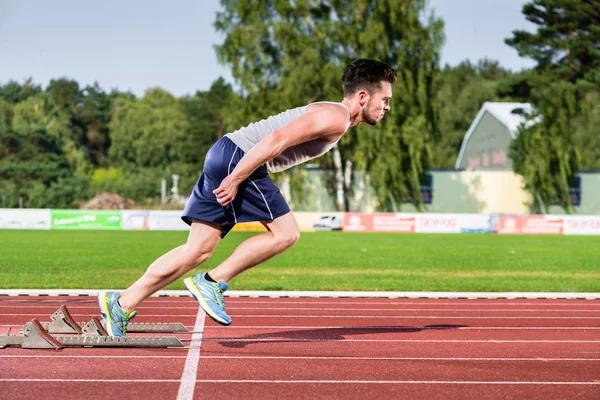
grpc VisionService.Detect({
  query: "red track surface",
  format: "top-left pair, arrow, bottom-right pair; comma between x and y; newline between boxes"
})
1,296 -> 599,399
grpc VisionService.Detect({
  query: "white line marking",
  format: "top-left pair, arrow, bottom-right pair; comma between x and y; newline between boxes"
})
2,314 -> 599,319
200,380 -> 600,385
200,326 -> 600,330
248,178 -> 273,220
2,298 -> 598,307
1,355 -> 598,362
3,325 -> 600,331
202,307 -> 600,313
227,146 -> 239,223
6,324 -> 597,331
176,308 -> 205,400
227,315 -> 600,319
204,338 -> 600,343
1,379 -> 599,385
3,305 -> 599,312
2,289 -> 600,299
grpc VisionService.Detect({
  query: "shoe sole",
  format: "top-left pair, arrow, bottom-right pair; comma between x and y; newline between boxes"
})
98,291 -> 121,337
184,278 -> 231,326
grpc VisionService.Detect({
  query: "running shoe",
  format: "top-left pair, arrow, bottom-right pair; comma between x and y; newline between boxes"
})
98,291 -> 137,337
184,272 -> 231,325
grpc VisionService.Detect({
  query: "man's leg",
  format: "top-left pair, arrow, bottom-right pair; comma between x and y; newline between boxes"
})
118,219 -> 222,311
208,211 -> 300,282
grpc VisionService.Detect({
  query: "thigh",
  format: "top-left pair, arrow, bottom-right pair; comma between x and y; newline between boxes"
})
186,219 -> 222,253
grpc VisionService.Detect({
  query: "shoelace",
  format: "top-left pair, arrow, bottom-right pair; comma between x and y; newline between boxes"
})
210,283 -> 227,310
116,318 -> 128,335
115,309 -> 135,335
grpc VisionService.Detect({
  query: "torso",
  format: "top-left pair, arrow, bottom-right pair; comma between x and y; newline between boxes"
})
225,102 -> 350,173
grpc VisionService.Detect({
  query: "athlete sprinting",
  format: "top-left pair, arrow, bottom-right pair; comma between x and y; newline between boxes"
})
99,59 -> 397,336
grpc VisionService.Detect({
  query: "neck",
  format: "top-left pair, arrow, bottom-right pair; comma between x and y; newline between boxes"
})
342,98 -> 363,127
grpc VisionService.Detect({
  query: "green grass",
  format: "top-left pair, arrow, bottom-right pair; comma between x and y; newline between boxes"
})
1,230 -> 599,292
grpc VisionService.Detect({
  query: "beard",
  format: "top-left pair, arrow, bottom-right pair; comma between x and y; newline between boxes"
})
361,100 -> 380,126
362,107 -> 379,126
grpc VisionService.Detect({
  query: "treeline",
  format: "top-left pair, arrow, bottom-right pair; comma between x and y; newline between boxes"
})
0,78 -> 232,208
1,0 -> 598,212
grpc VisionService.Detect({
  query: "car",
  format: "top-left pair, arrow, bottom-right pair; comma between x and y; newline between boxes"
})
313,215 -> 343,231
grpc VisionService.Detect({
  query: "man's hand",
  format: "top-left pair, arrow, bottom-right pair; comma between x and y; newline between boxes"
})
213,175 -> 240,207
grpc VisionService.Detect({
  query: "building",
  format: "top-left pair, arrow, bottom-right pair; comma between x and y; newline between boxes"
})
455,102 -> 532,170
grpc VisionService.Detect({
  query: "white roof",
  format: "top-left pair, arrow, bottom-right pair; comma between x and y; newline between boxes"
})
483,102 -> 533,134
455,102 -> 533,169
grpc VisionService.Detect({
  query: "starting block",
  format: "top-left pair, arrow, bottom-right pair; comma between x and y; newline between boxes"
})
0,305 -> 186,350
39,306 -> 188,334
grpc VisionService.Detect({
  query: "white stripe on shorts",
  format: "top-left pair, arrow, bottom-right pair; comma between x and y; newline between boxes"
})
227,146 -> 238,224
249,178 -> 274,220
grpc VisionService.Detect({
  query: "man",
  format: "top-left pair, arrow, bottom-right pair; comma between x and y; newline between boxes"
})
99,58 -> 397,336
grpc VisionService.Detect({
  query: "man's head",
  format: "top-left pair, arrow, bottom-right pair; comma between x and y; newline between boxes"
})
342,59 -> 397,125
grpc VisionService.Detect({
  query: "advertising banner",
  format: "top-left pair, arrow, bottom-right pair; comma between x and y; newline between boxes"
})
343,213 -> 373,232
415,213 -> 460,233
122,210 -> 150,230
148,211 -> 189,231
0,209 -> 51,230
343,213 -> 416,232
51,210 -> 122,230
373,214 -> 416,232
497,216 -> 564,234
563,216 -> 600,235
457,214 -> 492,233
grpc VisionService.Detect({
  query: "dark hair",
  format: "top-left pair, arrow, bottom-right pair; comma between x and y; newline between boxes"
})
341,59 -> 397,97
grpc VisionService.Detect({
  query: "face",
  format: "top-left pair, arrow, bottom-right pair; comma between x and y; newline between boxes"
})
360,81 -> 392,126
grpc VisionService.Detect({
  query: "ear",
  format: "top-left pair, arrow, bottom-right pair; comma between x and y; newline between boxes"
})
357,90 -> 369,107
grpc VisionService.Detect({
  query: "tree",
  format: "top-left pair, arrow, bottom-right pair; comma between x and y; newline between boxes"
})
505,0 -> 600,212
506,0 -> 600,84
214,0 -> 443,211
109,88 -> 190,169
78,83 -> 113,165
0,79 -> 41,104
434,60 -> 515,167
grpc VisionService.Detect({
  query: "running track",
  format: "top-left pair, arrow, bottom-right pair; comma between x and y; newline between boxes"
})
0,295 -> 599,399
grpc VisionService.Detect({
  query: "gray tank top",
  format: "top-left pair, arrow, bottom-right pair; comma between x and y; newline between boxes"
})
225,102 -> 349,173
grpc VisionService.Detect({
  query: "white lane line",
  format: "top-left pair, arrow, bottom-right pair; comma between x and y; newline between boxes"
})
2,305 -> 599,312
3,325 -> 600,332
203,338 -> 600,343
224,301 -> 600,306
227,315 -> 600,319
1,379 -> 599,385
3,324 -> 599,330
175,308 -> 205,400
3,299 -> 598,308
2,314 -> 599,319
198,380 -> 600,385
1,355 -> 598,361
2,289 -> 600,299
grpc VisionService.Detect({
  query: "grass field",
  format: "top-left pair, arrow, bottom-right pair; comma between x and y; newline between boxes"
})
1,230 -> 599,292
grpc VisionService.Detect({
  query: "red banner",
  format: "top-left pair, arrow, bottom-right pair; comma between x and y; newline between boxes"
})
497,216 -> 564,234
343,213 -> 373,232
343,213 -> 416,233
373,214 -> 415,232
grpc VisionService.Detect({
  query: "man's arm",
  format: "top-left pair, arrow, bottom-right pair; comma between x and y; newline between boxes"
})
213,108 -> 348,206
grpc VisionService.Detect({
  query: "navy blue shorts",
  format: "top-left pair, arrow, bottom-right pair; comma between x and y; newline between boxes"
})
182,137 -> 291,237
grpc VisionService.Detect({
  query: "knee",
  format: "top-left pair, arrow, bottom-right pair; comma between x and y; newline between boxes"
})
276,230 -> 300,250
185,246 -> 213,266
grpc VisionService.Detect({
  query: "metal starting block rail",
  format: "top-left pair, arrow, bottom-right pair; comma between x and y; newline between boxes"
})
39,306 -> 188,334
0,305 -> 186,350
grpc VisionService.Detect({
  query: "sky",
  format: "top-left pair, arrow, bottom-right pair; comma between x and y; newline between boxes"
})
0,0 -> 537,98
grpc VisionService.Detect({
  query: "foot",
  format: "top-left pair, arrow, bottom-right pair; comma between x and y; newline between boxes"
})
184,272 -> 231,325
98,291 -> 137,337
